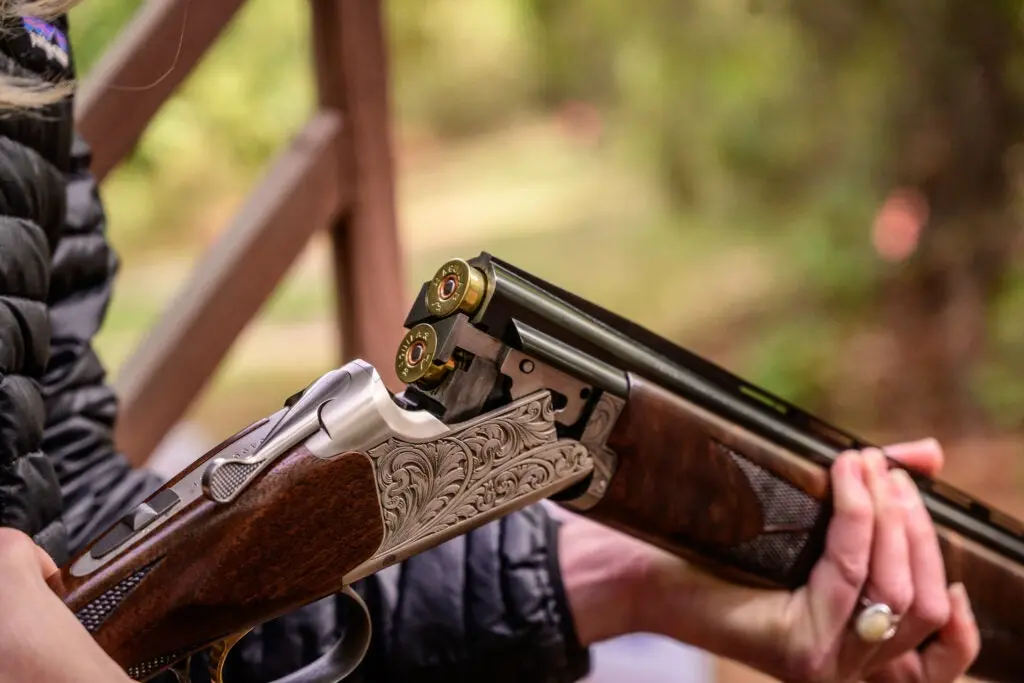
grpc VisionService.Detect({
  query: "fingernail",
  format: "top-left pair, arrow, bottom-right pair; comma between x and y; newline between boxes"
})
833,453 -> 869,509
888,471 -> 906,501
864,448 -> 886,476
885,438 -> 940,455
890,468 -> 917,503
848,452 -> 866,479
946,581 -> 970,618
833,452 -> 855,478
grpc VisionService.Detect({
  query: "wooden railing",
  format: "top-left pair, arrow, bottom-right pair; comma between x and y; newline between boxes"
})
75,0 -> 406,466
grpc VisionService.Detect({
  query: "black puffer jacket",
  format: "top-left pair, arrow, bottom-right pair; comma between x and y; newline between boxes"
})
0,13 -> 590,683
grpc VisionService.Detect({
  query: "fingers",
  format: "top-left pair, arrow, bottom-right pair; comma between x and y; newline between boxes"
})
863,467 -> 951,671
804,452 -> 875,645
869,584 -> 979,683
921,584 -> 980,681
791,441 -> 974,683
33,542 -> 58,577
29,540 -> 64,596
0,528 -> 62,599
790,448 -> 930,681
831,449 -> 912,675
883,438 -> 944,477
0,528 -> 42,577
861,450 -> 914,619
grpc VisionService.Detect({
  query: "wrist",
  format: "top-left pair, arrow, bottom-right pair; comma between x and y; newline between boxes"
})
634,551 -> 793,676
553,510 -> 799,678
556,514 -> 657,645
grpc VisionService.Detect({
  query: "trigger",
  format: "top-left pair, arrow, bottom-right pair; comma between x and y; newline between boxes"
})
207,629 -> 253,683
270,586 -> 373,683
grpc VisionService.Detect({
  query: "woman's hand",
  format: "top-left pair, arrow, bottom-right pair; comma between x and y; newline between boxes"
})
772,444 -> 979,681
558,439 -> 980,682
0,528 -> 132,683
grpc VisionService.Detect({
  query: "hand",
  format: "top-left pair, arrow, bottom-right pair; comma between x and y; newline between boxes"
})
558,439 -> 980,682
0,528 -> 132,683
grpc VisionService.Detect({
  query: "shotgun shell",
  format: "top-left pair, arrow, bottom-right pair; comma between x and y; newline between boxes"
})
395,323 -> 454,386
425,258 -> 486,318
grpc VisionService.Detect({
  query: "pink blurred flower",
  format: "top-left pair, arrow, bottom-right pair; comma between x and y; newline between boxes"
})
872,188 -> 928,263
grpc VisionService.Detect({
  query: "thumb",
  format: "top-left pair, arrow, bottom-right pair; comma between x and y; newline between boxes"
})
32,545 -> 67,597
883,438 -> 944,477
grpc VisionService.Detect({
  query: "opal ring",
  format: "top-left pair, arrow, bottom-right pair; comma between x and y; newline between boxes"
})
853,597 -> 902,643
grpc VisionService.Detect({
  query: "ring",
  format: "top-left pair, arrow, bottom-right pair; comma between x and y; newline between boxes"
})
853,597 -> 902,643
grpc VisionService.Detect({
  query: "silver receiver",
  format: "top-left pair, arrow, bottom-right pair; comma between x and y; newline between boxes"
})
203,361 -> 449,504
305,361 -> 449,459
201,366 -> 354,504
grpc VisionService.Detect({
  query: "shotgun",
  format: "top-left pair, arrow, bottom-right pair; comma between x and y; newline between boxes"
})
57,253 -> 1024,683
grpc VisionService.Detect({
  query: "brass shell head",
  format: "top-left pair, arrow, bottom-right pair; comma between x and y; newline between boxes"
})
425,258 -> 486,318
395,323 -> 454,386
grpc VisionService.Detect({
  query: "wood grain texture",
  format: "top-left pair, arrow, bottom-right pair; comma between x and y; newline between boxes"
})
59,444 -> 383,672
591,377 -> 766,547
586,375 -> 829,589
587,374 -> 1024,682
938,531 -> 1024,682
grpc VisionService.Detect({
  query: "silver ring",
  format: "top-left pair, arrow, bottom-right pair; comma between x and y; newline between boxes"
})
853,597 -> 902,643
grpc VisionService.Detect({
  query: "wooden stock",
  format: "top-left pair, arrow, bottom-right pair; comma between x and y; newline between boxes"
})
585,374 -> 1024,683
58,421 -> 383,677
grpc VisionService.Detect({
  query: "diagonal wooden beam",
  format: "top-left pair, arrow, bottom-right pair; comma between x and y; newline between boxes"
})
113,112 -> 348,465
75,0 -> 248,182
310,0 -> 407,391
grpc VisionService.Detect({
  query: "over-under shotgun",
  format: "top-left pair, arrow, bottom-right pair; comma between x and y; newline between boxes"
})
57,253 -> 1024,682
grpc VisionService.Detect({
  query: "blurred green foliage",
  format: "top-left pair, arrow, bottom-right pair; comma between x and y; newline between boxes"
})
67,1 -> 1023,437
70,0 -> 315,252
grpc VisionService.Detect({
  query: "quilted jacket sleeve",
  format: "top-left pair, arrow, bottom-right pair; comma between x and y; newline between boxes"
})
0,48 -> 74,564
41,131 -> 164,553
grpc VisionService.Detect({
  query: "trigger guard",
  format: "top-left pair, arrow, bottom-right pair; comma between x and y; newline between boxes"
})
269,586 -> 373,683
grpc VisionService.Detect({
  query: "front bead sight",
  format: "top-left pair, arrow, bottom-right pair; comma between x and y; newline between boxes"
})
425,258 -> 486,319
395,323 -> 454,387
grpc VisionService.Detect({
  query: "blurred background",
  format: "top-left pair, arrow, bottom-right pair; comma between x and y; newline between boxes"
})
69,1 -> 1024,681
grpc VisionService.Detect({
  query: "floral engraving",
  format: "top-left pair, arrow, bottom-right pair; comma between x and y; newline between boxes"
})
559,392 -> 625,512
368,392 -> 593,554
581,393 -> 625,447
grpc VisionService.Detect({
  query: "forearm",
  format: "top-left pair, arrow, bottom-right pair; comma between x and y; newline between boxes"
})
556,505 -> 769,658
556,509 -> 650,646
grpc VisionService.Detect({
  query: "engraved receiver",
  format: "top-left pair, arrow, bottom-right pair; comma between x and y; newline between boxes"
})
56,360 -> 599,682
55,252 -> 1024,683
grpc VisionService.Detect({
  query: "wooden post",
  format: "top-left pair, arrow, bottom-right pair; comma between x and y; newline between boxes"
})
311,0 -> 407,390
